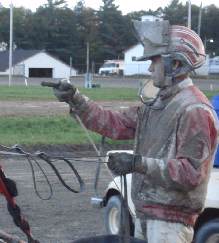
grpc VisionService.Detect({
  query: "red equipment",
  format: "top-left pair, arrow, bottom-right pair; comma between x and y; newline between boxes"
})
0,165 -> 39,243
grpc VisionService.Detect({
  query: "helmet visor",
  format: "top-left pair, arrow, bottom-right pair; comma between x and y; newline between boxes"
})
132,20 -> 170,61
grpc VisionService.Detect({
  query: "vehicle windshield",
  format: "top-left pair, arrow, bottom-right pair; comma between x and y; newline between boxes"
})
102,63 -> 116,68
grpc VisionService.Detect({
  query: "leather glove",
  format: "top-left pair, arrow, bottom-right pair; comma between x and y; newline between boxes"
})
107,152 -> 142,176
53,82 -> 77,103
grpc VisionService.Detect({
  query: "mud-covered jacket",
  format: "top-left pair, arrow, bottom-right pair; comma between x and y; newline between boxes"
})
73,78 -> 218,226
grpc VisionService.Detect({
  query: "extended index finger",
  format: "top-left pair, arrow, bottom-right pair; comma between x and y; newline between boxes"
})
41,81 -> 60,88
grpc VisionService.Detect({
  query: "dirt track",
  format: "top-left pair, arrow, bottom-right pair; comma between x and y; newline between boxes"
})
0,155 -> 113,243
0,100 -> 140,117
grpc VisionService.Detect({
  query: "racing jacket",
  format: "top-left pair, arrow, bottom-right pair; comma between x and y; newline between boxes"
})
73,78 -> 218,226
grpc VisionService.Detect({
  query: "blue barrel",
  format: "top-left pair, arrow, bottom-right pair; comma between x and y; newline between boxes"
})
211,95 -> 219,167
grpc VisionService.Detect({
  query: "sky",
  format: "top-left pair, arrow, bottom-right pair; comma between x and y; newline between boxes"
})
1,0 -> 219,14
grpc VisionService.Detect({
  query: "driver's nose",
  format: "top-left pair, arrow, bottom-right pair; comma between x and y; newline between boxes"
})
148,62 -> 154,73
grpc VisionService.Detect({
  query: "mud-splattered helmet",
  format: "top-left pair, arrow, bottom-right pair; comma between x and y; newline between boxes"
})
133,20 -> 206,73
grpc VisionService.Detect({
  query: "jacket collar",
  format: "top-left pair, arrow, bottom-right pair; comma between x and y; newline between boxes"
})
159,77 -> 193,100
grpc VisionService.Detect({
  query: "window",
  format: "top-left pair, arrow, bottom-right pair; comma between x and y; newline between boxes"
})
132,56 -> 136,61
103,63 -> 116,68
29,68 -> 53,78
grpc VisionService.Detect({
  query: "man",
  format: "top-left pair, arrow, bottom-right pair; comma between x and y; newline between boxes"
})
52,20 -> 218,243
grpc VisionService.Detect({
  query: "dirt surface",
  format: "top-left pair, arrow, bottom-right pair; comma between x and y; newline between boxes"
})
0,153 -> 115,243
0,100 -> 140,117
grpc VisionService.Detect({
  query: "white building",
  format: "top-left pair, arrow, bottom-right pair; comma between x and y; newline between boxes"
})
195,55 -> 209,76
124,43 -> 151,76
0,50 -> 77,78
209,56 -> 219,74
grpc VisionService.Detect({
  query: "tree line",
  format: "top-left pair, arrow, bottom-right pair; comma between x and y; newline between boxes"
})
0,0 -> 218,72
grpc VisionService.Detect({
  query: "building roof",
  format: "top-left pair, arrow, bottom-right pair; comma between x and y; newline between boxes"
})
0,49 -> 74,71
0,50 -> 42,71
124,43 -> 142,54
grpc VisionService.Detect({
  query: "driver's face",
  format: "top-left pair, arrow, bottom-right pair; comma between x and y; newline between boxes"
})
148,56 -> 165,88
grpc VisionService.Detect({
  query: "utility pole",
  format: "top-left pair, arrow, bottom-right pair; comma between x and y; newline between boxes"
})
85,42 -> 92,88
187,0 -> 191,29
9,0 -> 13,86
197,2 -> 202,36
86,42 -> 90,74
69,56 -> 72,79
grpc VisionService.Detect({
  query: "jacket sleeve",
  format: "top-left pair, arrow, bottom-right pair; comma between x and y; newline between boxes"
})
138,106 -> 218,191
72,93 -> 138,140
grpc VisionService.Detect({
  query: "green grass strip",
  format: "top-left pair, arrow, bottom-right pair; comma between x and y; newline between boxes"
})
0,85 -> 218,101
204,91 -> 219,100
0,115 -> 133,146
0,85 -> 138,101
0,115 -> 99,145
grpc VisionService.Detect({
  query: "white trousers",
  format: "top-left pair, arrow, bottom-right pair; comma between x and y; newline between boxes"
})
134,218 -> 194,243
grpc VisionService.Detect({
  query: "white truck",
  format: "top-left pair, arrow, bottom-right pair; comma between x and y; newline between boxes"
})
98,60 -> 124,76
93,150 -> 219,243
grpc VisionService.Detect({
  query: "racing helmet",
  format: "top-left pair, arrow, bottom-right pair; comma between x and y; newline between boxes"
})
133,20 -> 206,72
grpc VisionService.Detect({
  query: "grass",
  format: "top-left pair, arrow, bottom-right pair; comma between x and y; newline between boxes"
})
0,115 -> 99,145
0,85 -> 218,101
0,85 -> 138,101
0,115 -> 133,146
204,90 -> 219,100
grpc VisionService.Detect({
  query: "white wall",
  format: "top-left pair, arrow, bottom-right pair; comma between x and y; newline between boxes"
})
124,44 -> 151,76
5,52 -> 77,78
196,55 -> 209,76
209,56 -> 219,74
0,72 -> 7,75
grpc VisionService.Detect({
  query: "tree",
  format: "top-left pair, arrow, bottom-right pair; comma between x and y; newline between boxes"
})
97,0 -> 136,64
162,0 -> 187,25
0,7 -> 10,46
127,8 -> 163,21
201,5 -> 219,56
74,6 -> 100,72
13,8 -> 33,49
44,0 -> 67,8
74,0 -> 85,14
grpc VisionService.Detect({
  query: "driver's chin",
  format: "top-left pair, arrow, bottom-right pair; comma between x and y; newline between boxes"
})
152,78 -> 165,88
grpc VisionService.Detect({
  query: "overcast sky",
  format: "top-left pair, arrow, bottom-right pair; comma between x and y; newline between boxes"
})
1,0 -> 219,14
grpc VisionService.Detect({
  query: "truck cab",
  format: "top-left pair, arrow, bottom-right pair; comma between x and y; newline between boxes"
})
98,60 -> 124,76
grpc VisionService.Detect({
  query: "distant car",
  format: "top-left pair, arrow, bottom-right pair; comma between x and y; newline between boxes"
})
98,60 -> 124,76
92,150 -> 219,242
